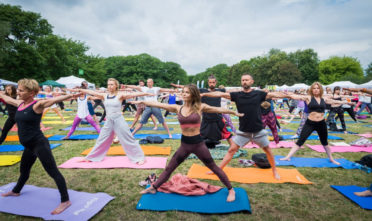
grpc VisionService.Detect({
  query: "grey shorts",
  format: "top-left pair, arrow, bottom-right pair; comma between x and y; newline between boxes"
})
140,107 -> 164,124
232,129 -> 270,148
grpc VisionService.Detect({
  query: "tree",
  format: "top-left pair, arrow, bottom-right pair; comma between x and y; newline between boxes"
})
319,56 -> 364,84
289,49 -> 319,84
191,64 -> 230,87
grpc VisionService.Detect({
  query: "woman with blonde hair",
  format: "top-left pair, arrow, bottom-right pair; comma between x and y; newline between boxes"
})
0,78 -> 79,215
133,84 -> 243,202
280,82 -> 352,164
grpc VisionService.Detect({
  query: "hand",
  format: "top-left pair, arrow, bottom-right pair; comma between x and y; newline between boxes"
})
129,100 -> 142,105
71,93 -> 83,99
67,88 -> 79,92
234,112 -> 244,117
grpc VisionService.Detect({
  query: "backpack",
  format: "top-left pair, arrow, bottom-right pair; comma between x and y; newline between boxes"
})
146,136 -> 164,144
356,154 -> 372,168
252,153 -> 271,169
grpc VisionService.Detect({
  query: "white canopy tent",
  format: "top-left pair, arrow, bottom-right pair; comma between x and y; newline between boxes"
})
357,80 -> 372,89
276,84 -> 289,91
0,79 -> 17,86
56,75 -> 95,89
326,81 -> 357,89
287,83 -> 309,91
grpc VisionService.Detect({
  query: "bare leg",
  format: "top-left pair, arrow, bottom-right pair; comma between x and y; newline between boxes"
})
130,115 -> 140,129
280,144 -> 301,161
150,115 -> 158,130
207,141 -> 240,175
324,145 -> 340,165
162,122 -> 172,139
51,201 -> 72,215
140,185 -> 157,194
132,123 -> 143,135
53,108 -> 66,123
262,146 -> 280,180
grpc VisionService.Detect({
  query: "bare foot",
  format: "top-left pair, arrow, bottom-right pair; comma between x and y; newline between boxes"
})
1,191 -> 20,197
51,201 -> 71,215
152,126 -> 158,130
62,136 -> 69,140
354,190 -> 372,197
78,158 -> 92,162
140,186 -> 156,194
331,159 -> 340,165
227,188 -> 236,202
168,134 -> 172,139
136,159 -> 146,165
206,170 -> 215,175
273,171 -> 281,180
279,157 -> 290,161
113,138 -> 119,144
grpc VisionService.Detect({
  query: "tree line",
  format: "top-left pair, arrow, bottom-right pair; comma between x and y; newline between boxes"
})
1,4 -> 371,88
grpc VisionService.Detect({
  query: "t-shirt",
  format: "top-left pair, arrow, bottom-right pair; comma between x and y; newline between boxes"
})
230,90 -> 267,133
142,86 -> 160,102
199,88 -> 225,121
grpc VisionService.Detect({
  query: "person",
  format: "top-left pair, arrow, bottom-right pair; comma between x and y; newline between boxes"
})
127,78 -> 174,138
354,184 -> 372,197
40,85 -> 66,123
54,87 -> 65,111
92,86 -> 106,123
74,78 -> 151,164
163,89 -> 177,117
202,74 -> 289,179
129,80 -> 158,130
81,81 -> 99,124
326,86 -> 347,132
260,97 -> 280,147
0,85 -> 17,145
280,82 -> 353,164
62,92 -> 101,139
133,84 -> 243,202
0,79 -> 76,214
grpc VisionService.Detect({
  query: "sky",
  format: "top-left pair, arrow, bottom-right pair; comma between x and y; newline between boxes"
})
3,0 -> 372,75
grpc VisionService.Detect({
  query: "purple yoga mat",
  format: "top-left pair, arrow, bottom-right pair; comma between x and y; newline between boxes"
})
307,144 -> 372,153
58,156 -> 167,169
0,182 -> 114,220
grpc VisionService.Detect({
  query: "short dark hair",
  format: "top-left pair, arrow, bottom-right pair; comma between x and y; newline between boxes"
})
208,75 -> 216,80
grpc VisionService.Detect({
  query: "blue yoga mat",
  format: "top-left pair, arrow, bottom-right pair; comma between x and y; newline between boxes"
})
331,185 -> 372,210
136,187 -> 251,214
281,135 -> 343,140
327,131 -> 357,134
0,144 -> 62,152
48,134 -> 99,141
134,134 -> 182,139
274,156 -> 359,169
363,125 -> 372,128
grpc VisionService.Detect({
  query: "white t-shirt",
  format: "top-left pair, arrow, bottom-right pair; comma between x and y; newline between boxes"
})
142,86 -> 160,102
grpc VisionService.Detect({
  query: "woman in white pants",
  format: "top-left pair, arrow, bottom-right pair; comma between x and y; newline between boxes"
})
73,78 -> 153,164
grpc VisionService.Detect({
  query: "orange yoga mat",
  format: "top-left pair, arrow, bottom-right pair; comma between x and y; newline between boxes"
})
5,134 -> 53,142
187,164 -> 313,185
81,145 -> 171,156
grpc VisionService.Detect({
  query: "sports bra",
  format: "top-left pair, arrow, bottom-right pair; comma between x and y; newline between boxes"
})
177,106 -> 201,129
308,97 -> 326,113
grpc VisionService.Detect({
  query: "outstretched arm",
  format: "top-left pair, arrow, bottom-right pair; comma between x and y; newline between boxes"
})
34,94 -> 79,113
130,100 -> 179,113
344,88 -> 372,95
118,92 -> 154,101
324,98 -> 352,106
287,94 -> 309,101
124,85 -> 143,91
69,88 -> 105,100
201,103 -> 243,117
170,83 -> 184,88
0,92 -> 22,107
266,91 -> 291,99
201,91 -> 231,100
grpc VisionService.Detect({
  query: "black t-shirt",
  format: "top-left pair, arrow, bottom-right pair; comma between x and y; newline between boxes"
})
230,90 -> 267,133
199,88 -> 225,121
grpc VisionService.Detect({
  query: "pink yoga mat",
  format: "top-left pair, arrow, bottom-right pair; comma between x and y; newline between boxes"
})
307,144 -> 372,153
356,134 -> 372,138
58,156 -> 167,169
243,141 -> 296,149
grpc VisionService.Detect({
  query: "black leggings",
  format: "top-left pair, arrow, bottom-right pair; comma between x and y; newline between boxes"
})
327,107 -> 346,131
12,136 -> 69,202
152,135 -> 232,190
93,101 -> 106,122
0,117 -> 16,145
296,119 -> 328,146
336,107 -> 357,122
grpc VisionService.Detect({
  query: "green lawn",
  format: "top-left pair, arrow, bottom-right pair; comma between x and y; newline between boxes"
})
0,104 -> 371,220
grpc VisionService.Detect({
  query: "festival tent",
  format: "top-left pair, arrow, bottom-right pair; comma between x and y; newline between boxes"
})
40,80 -> 65,87
357,80 -> 372,89
56,75 -> 95,89
0,79 -> 17,86
277,84 -> 289,91
287,83 -> 309,91
326,81 -> 357,89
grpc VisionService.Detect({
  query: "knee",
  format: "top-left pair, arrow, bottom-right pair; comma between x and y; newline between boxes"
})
227,146 -> 239,155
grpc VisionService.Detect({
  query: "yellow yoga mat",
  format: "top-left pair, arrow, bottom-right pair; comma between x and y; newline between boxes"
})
42,120 -> 73,124
5,134 -> 53,142
187,164 -> 313,185
81,145 -> 171,156
43,116 -> 71,120
0,155 -> 21,166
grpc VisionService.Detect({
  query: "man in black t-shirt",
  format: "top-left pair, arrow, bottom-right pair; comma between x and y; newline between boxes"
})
203,74 -> 289,180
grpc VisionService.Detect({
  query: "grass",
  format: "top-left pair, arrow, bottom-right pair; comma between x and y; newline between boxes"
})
0,104 -> 371,220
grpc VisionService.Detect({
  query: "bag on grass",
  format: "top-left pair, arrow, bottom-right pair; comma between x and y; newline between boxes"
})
252,153 -> 271,169
356,154 -> 372,168
146,136 -> 164,144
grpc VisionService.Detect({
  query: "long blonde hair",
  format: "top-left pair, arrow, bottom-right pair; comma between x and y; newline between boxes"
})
184,84 -> 201,114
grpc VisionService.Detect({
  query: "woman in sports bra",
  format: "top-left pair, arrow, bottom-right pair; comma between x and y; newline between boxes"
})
280,82 -> 351,165
71,78 -> 152,164
131,84 -> 243,202
0,79 -> 79,215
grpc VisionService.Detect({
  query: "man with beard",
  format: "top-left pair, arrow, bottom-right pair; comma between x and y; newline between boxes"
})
172,75 -> 233,148
202,74 -> 289,179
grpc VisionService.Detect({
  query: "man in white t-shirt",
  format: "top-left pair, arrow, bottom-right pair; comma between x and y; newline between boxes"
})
126,78 -> 174,138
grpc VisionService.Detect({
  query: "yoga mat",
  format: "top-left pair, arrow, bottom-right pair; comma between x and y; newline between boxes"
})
363,125 -> 372,128
81,145 -> 171,156
188,145 -> 247,160
136,187 -> 251,214
0,155 -> 21,166
281,135 -> 344,140
187,164 -> 312,184
328,131 -> 357,134
43,116 -> 71,119
0,143 -> 62,152
307,144 -> 372,153
42,120 -> 74,124
58,156 -> 167,169
356,134 -> 372,138
274,156 -> 358,169
139,127 -> 174,131
243,141 -> 296,149
0,183 -> 114,220
48,134 -> 99,141
5,134 -> 53,142
61,126 -> 173,131
134,133 -> 182,140
331,185 -> 372,210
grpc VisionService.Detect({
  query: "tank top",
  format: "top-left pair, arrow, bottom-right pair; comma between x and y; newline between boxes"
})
15,101 -> 43,144
104,94 -> 122,116
77,95 -> 90,118
177,106 -> 201,129
308,97 -> 326,113
168,94 -> 176,104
